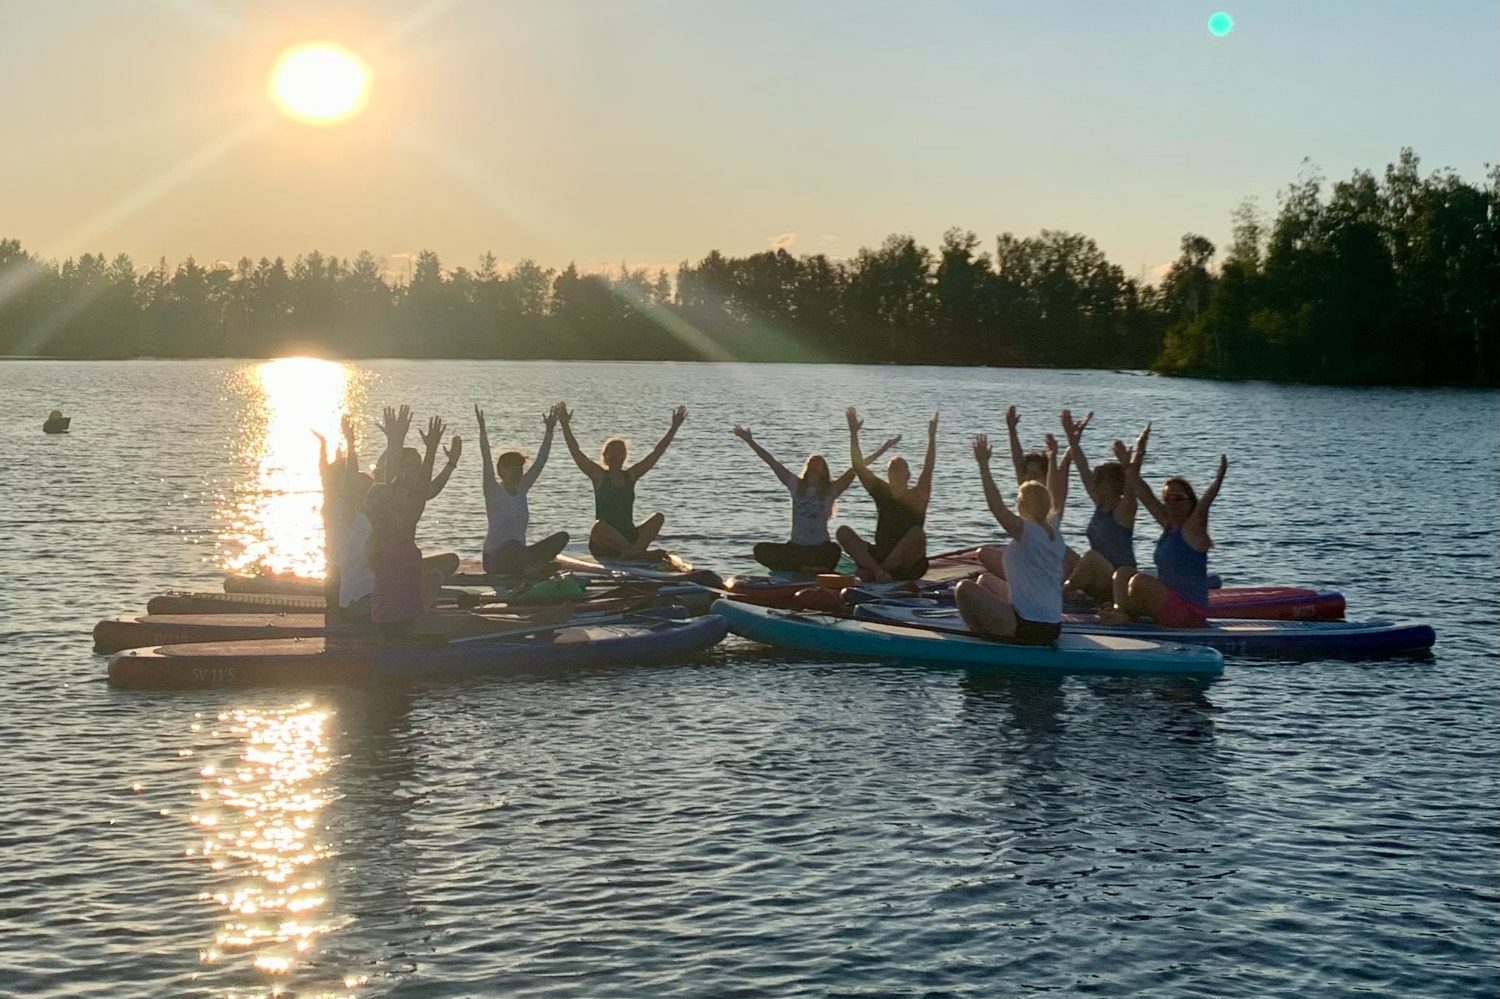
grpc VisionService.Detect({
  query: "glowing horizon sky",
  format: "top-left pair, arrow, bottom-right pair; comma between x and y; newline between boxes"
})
0,0 -> 1493,280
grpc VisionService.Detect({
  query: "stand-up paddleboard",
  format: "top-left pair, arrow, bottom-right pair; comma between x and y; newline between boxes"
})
925,547 -> 1224,590
853,602 -> 1434,660
842,583 -> 1343,622
555,552 -> 721,586
224,555 -> 479,596
95,613 -> 328,653
711,599 -> 1222,676
107,610 -> 728,690
149,591 -> 328,615
97,595 -> 662,653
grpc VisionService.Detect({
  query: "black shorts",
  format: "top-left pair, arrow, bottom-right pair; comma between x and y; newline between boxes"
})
1012,614 -> 1062,646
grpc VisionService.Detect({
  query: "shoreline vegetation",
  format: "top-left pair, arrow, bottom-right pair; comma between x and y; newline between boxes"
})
2,150 -> 1494,387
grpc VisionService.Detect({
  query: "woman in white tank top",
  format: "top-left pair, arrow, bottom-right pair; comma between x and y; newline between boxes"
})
955,433 -> 1073,645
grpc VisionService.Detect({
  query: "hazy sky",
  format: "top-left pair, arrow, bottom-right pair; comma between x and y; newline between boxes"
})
1,0 -> 1493,280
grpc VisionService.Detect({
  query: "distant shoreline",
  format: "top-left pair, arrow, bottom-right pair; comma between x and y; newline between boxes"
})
4,354 -> 1495,390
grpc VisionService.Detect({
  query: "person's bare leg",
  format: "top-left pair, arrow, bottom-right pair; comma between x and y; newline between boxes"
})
977,572 -> 1010,600
837,525 -> 886,582
977,544 -> 1008,580
1066,551 -> 1114,600
880,527 -> 927,580
955,579 -> 1018,638
1101,567 -> 1138,623
622,513 -> 665,558
589,520 -> 630,558
1125,572 -> 1172,622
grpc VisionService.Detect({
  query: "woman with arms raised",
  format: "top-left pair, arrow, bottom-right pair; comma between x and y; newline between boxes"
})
1104,454 -> 1229,629
954,433 -> 1071,644
475,403 -> 569,577
557,402 -> 687,559
733,424 -> 900,573
1062,413 -> 1150,603
836,407 -> 938,582
365,406 -> 462,639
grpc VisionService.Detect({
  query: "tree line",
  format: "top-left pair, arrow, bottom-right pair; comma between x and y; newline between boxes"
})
1155,150 -> 1498,386
1,149 -> 1492,386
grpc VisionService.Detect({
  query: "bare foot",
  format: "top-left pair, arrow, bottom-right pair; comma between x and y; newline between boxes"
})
1098,607 -> 1132,625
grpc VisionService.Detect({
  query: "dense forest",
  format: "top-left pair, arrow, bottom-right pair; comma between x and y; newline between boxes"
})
1,149 -> 1494,385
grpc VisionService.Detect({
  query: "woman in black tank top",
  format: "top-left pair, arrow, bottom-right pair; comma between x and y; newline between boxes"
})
835,407 -> 938,582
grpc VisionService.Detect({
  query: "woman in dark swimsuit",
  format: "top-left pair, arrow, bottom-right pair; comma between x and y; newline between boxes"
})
1104,454 -> 1228,629
835,406 -> 938,582
1062,415 -> 1150,603
557,402 -> 687,559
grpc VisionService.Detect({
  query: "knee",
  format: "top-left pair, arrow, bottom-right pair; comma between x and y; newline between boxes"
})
1112,566 -> 1134,585
835,525 -> 857,545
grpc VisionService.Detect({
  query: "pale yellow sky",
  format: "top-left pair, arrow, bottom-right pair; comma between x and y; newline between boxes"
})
1,1 -> 1493,278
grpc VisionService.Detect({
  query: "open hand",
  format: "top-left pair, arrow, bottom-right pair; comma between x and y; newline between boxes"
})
1005,405 -> 1019,431
732,424 -> 753,442
377,405 -> 412,443
419,415 -> 446,451
884,435 -> 902,451
1112,439 -> 1131,463
972,433 -> 993,464
1044,432 -> 1058,454
554,402 -> 573,426
474,405 -> 486,432
670,405 -> 688,428
445,436 -> 463,466
543,407 -> 558,431
340,414 -> 356,443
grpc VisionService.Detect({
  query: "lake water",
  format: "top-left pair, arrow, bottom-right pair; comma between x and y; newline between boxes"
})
1,359 -> 1496,998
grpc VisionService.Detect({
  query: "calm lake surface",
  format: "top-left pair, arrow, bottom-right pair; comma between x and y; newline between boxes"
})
1,360 -> 1496,998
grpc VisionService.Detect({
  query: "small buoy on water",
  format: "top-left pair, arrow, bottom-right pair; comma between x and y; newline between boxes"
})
43,409 -> 71,434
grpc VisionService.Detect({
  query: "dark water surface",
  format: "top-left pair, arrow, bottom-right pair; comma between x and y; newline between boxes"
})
1,360 -> 1496,998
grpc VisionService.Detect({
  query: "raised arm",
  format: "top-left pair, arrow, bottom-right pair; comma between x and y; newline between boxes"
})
1061,409 -> 1098,503
475,406 -> 496,484
1047,434 -> 1072,519
1129,423 -> 1169,526
429,436 -> 462,499
846,406 -> 882,493
733,425 -> 792,487
628,405 -> 687,479
917,412 -> 939,498
974,434 -> 1026,539
341,414 -> 359,477
1193,456 -> 1228,522
555,403 -> 604,483
1005,405 -> 1025,485
832,434 -> 900,496
373,405 -> 412,484
521,409 -> 557,492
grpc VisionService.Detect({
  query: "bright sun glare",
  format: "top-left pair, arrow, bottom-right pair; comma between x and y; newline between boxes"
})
267,43 -> 371,125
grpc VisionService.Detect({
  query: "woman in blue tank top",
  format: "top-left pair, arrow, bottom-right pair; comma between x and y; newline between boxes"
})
1062,415 -> 1150,602
1104,453 -> 1228,629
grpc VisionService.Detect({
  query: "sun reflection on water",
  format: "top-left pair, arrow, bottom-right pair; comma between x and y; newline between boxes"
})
223,357 -> 368,576
193,704 -> 353,994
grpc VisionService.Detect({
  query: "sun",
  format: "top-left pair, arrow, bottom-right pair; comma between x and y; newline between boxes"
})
267,43 -> 371,125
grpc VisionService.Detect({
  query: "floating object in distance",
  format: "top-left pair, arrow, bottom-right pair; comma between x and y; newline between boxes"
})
43,409 -> 71,434
1208,11 -> 1234,36
267,42 -> 372,125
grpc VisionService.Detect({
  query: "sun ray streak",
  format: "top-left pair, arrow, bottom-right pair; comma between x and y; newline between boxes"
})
45,115 -> 272,260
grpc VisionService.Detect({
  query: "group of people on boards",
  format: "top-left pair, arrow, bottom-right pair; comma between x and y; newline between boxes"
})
312,401 -> 1227,646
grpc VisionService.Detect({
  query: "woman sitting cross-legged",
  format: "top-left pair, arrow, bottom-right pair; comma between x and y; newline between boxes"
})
733,423 -> 900,573
835,407 -> 938,583
954,432 -> 1072,645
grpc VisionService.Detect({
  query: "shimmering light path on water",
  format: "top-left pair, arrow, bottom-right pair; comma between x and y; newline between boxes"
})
0,361 -> 1495,998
